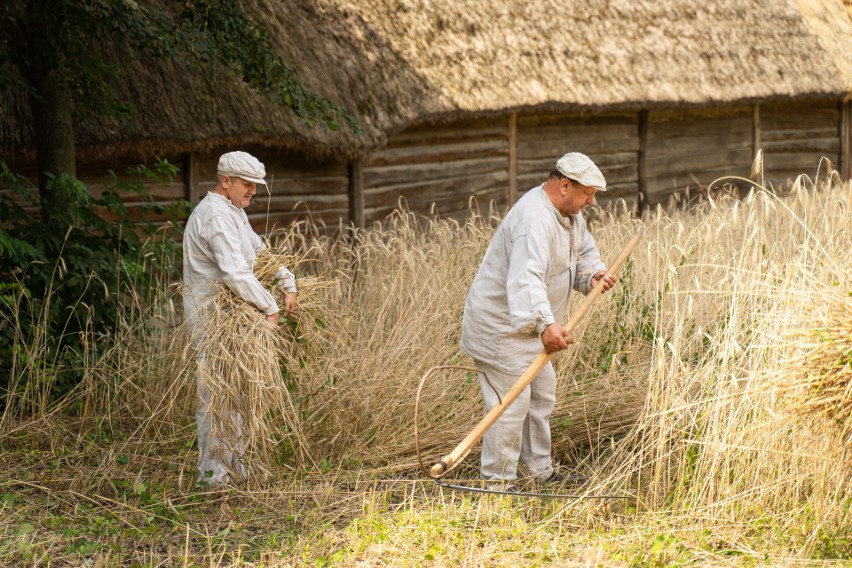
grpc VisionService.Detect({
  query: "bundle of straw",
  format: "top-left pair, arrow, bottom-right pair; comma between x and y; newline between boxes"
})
785,298 -> 852,445
198,245 -> 333,482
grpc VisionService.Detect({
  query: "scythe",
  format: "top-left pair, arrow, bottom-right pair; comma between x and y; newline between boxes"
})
427,229 -> 644,479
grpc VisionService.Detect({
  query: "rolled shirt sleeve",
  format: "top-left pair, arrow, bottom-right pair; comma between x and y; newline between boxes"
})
251,232 -> 297,293
572,221 -> 606,295
275,266 -> 297,293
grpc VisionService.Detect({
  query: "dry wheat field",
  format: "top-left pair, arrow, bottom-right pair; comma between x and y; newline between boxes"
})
0,167 -> 850,566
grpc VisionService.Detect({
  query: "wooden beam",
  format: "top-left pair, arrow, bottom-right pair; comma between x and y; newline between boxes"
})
752,104 -> 764,187
752,104 -> 761,160
348,159 -> 364,229
637,109 -> 649,214
182,152 -> 200,204
508,112 -> 518,206
842,100 -> 851,181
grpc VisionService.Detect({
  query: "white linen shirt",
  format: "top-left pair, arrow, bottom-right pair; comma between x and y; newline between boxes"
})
182,192 -> 296,335
460,185 -> 605,375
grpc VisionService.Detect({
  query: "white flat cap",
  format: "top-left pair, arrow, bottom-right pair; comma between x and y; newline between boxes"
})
555,152 -> 606,192
217,151 -> 267,185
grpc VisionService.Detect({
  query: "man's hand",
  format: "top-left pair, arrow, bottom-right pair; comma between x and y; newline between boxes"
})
592,270 -> 617,292
541,323 -> 574,353
266,312 -> 279,328
284,292 -> 297,315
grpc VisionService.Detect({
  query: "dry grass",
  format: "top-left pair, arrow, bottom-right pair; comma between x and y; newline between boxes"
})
0,167 -> 850,566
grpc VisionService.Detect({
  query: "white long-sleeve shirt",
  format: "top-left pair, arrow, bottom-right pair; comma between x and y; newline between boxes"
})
460,185 -> 605,375
182,192 -> 296,335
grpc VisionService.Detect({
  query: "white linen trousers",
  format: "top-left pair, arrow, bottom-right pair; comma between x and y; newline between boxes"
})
476,359 -> 557,481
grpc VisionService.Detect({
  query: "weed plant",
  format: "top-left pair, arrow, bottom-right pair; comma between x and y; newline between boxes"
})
0,160 -> 187,422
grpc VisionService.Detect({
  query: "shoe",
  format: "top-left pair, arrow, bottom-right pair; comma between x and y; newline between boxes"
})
545,470 -> 587,486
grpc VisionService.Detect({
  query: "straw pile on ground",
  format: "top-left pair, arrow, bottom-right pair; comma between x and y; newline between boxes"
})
198,245 -> 333,482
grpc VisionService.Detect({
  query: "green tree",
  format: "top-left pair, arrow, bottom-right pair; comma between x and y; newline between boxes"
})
0,0 -> 354,221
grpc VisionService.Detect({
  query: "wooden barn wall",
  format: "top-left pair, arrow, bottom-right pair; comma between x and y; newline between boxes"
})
645,107 -> 753,206
362,118 -> 510,224
193,147 -> 349,237
760,102 -> 841,186
1,148 -> 348,238
515,113 -> 639,210
2,154 -> 187,228
4,100 -> 847,238
83,156 -> 187,226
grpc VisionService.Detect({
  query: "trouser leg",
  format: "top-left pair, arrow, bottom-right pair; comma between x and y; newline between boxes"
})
519,361 -> 556,479
195,354 -> 245,485
477,360 -> 531,481
196,356 -> 228,485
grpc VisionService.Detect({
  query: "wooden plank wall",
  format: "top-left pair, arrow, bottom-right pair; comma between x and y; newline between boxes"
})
5,100 -> 847,238
82,156 -> 187,227
515,113 -> 639,211
2,154 -> 187,228
361,118 -> 509,224
761,102 -> 841,186
645,107 -> 753,206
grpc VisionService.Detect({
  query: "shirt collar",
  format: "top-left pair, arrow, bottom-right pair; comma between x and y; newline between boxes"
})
536,185 -> 573,230
208,191 -> 241,212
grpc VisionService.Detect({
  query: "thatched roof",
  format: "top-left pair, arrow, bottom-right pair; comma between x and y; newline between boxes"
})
330,0 -> 852,117
2,0 -> 851,161
795,0 -> 852,94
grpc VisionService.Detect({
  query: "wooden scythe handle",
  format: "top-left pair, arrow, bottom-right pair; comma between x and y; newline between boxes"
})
429,229 -> 644,478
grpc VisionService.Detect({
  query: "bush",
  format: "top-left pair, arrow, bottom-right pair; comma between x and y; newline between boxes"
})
0,160 -> 187,412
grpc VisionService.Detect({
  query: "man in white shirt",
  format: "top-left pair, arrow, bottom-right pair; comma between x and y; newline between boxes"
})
183,150 -> 297,486
460,152 -> 617,487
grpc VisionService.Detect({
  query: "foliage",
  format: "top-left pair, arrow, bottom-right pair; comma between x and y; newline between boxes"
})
0,160 -> 185,409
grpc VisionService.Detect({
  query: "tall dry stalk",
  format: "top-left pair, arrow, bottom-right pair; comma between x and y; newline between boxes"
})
2,166 -> 851,563
586,172 -> 851,541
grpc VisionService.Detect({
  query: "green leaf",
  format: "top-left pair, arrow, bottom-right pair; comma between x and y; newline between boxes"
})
1,493 -> 19,507
17,523 -> 35,536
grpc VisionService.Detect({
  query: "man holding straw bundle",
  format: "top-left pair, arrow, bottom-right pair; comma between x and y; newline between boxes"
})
183,151 -> 297,487
460,152 -> 616,489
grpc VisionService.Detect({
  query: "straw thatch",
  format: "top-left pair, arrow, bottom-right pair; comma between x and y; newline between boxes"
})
2,0 -> 851,161
795,0 -> 852,92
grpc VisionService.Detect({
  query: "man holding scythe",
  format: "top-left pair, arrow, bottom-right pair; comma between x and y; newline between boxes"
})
460,152 -> 617,487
